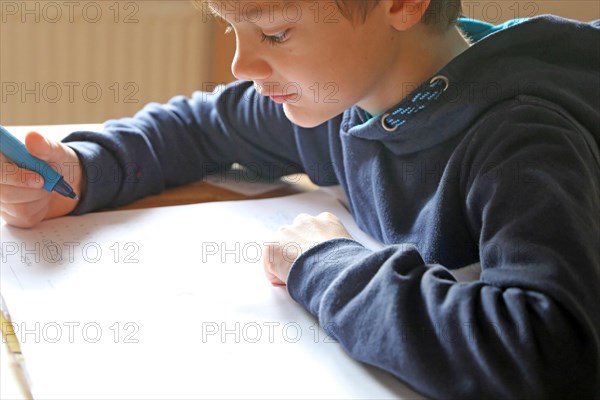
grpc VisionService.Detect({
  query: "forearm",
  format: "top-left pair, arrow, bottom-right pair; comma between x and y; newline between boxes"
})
288,239 -> 598,399
287,103 -> 600,398
62,81 -> 305,212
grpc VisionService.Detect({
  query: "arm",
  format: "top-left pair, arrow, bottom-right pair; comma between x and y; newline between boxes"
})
63,80 -> 305,214
283,103 -> 600,398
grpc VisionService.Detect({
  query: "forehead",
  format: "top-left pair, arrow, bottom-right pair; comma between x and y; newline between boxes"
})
204,1 -> 288,22
204,0 -> 344,24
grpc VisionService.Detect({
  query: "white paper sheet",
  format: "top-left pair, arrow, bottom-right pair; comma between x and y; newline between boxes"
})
1,191 -> 422,399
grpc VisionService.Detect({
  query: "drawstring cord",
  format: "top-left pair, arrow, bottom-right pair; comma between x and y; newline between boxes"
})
380,75 -> 450,132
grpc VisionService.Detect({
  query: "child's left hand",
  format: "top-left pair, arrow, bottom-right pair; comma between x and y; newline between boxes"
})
263,212 -> 353,286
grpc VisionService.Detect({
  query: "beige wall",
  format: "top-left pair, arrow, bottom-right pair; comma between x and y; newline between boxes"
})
0,1 -> 218,125
463,0 -> 599,23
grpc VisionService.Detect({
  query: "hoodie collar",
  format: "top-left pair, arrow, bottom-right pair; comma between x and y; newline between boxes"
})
342,16 -> 535,154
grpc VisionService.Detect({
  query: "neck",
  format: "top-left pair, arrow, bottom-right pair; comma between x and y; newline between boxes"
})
360,25 -> 471,116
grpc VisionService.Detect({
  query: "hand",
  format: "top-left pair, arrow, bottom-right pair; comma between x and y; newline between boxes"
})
0,131 -> 83,228
263,212 -> 353,286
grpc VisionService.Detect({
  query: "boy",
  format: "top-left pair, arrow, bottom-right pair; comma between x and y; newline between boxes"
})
1,0 -> 598,398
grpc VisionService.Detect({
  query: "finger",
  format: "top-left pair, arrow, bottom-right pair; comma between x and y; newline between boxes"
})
25,131 -> 78,179
0,155 -> 45,189
0,167 -> 44,188
263,256 -> 281,283
1,203 -> 48,228
1,196 -> 50,221
262,244 -> 287,286
0,184 -> 48,204
277,223 -> 288,231
293,213 -> 314,224
317,211 -> 339,220
25,131 -> 68,164
266,269 -> 286,287
317,212 -> 348,232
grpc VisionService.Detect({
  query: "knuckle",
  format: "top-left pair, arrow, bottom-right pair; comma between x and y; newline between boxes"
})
294,213 -> 311,222
1,211 -> 37,228
11,202 -> 38,218
277,224 -> 288,233
19,216 -> 39,228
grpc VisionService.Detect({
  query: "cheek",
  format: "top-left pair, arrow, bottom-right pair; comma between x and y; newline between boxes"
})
284,63 -> 354,106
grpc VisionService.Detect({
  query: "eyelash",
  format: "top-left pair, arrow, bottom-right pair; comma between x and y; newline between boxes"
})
260,30 -> 288,45
224,24 -> 288,46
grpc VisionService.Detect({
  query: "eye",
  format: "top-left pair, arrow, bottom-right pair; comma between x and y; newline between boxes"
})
260,30 -> 289,45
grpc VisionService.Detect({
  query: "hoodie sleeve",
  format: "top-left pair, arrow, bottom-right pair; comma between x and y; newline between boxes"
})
62,80 -> 304,214
286,100 -> 600,399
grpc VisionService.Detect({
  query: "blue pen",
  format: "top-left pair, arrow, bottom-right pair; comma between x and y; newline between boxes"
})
0,125 -> 78,200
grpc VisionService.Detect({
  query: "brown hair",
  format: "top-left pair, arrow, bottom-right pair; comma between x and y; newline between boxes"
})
336,0 -> 462,32
200,1 -> 463,32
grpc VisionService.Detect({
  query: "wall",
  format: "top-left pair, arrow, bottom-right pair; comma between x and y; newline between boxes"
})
463,0 -> 599,23
0,0 -> 216,125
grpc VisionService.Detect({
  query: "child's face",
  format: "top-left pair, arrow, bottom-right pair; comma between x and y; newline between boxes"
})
215,1 -> 399,127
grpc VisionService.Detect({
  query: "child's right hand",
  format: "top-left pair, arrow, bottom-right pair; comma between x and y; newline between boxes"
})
0,132 -> 83,228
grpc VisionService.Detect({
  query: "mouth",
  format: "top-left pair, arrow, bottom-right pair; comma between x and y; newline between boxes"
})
254,83 -> 299,104
268,93 -> 298,104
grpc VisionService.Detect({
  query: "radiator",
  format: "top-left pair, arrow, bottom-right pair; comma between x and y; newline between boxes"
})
0,0 -> 214,125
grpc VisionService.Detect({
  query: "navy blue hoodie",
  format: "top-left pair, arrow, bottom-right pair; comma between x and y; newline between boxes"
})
64,16 -> 600,398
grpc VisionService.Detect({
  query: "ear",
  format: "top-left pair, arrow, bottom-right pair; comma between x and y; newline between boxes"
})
386,0 -> 431,31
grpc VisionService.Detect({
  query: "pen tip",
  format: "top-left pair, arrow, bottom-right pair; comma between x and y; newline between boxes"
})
71,194 -> 79,200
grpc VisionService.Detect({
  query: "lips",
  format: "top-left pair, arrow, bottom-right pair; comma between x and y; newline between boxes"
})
269,93 -> 298,104
253,83 -> 299,103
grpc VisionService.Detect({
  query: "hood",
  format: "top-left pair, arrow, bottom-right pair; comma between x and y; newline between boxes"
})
344,15 -> 600,156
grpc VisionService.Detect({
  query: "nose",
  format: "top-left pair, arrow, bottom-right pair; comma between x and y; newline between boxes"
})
231,39 -> 272,81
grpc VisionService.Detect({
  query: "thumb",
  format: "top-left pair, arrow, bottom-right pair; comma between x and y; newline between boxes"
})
25,131 -> 67,164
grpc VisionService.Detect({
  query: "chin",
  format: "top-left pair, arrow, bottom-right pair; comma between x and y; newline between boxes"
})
282,104 -> 335,128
